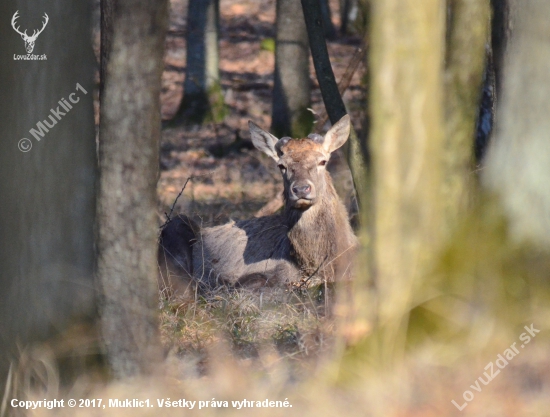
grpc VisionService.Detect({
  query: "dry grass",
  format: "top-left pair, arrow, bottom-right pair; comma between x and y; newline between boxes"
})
159,283 -> 336,374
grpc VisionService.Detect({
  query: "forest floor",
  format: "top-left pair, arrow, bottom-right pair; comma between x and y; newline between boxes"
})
158,0 -> 365,226
153,0 -> 365,370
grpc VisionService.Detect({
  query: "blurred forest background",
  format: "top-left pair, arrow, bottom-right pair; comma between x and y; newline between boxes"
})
1,0 -> 550,416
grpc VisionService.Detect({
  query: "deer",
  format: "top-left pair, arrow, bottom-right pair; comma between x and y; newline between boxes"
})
11,11 -> 49,54
158,115 -> 358,295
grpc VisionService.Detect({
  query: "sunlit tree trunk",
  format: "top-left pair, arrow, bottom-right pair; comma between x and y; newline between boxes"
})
442,0 -> 491,231
271,0 -> 312,137
98,0 -> 168,377
0,0 -> 96,383
368,0 -> 446,358
171,0 -> 222,125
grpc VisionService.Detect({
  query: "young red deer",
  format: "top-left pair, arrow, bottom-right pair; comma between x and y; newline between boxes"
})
158,115 -> 357,293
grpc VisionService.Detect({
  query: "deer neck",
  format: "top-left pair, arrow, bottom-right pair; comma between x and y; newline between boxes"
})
284,175 -> 354,277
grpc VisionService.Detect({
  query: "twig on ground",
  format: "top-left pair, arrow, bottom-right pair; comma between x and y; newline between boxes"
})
160,170 -> 215,230
160,176 -> 193,230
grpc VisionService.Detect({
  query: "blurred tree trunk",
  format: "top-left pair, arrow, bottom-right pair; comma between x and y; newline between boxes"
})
340,0 -> 360,35
483,0 -> 550,247
368,0 -> 445,358
271,0 -> 313,137
490,0 -> 516,100
0,0 -> 96,384
98,0 -> 168,377
171,0 -> 222,125
442,0 -> 491,231
100,0 -> 114,98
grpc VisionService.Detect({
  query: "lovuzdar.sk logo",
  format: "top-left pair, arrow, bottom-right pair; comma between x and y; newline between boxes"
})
11,10 -> 48,61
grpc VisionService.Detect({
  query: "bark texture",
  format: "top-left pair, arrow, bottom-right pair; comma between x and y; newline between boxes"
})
98,0 -> 168,377
483,0 -> 550,247
100,0 -> 114,98
271,0 -> 312,137
0,0 -> 96,383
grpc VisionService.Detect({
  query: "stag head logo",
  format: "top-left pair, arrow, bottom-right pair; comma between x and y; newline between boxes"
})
11,11 -> 49,54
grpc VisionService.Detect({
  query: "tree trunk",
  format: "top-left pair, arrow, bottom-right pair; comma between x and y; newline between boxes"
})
271,0 -> 312,137
100,0 -> 114,98
442,0 -> 491,231
368,0 -> 445,358
98,0 -> 168,377
340,0 -> 360,35
0,0 -> 97,384
319,0 -> 337,40
483,0 -> 550,247
490,0 -> 515,99
301,0 -> 369,212
171,0 -> 222,125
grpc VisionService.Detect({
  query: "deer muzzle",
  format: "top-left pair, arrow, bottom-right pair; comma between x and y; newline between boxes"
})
289,181 -> 315,209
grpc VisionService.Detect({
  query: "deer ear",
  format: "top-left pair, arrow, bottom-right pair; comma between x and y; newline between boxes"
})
249,121 -> 279,160
323,114 -> 351,153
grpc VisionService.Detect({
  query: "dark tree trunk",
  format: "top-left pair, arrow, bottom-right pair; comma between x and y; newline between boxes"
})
301,0 -> 368,210
490,0 -> 515,99
474,0 -> 515,161
98,0 -> 168,377
340,0 -> 360,35
100,0 -> 114,98
0,0 -> 97,385
319,0 -> 337,40
271,0 -> 312,137
171,0 -> 222,125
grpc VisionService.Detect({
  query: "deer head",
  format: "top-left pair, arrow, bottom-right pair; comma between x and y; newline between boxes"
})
249,115 -> 351,210
12,11 -> 49,54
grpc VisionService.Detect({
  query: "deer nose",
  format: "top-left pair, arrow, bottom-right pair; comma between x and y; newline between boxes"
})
291,183 -> 312,199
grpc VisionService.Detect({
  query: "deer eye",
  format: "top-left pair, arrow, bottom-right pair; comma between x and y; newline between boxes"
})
319,160 -> 327,167
278,164 -> 287,173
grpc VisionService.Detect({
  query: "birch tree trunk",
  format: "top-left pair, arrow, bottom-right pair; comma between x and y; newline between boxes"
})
98,0 -> 168,377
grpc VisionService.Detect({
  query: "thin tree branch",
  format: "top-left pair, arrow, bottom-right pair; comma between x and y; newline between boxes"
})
300,0 -> 369,210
